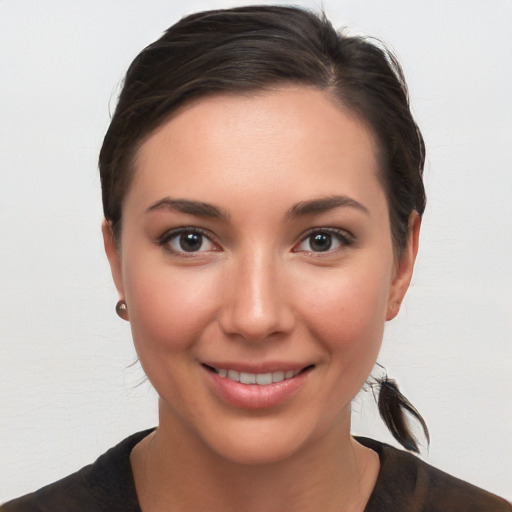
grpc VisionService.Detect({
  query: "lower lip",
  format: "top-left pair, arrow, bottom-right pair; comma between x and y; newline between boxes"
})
204,367 -> 310,410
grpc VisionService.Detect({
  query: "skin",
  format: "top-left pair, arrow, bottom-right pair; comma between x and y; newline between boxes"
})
103,86 -> 420,512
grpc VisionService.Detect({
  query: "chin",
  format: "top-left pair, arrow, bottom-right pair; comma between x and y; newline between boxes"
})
197,410 -> 342,467
209,430 -> 310,466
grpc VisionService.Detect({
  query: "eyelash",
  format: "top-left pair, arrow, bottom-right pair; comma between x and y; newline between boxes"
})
157,227 -> 354,256
158,227 -> 219,256
294,228 -> 354,255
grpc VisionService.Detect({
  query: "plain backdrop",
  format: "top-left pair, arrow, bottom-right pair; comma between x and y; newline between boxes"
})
1,0 -> 511,503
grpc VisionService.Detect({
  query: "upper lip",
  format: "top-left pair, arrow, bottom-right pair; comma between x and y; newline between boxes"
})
201,361 -> 314,374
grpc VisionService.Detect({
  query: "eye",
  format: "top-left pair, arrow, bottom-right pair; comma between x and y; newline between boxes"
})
160,228 -> 217,254
294,229 -> 352,253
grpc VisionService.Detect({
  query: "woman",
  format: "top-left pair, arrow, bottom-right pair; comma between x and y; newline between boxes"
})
2,5 -> 511,511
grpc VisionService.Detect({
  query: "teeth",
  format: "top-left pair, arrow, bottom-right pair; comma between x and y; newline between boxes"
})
256,373 -> 272,385
227,369 -> 240,381
215,368 -> 301,385
272,371 -> 285,383
240,372 -> 256,384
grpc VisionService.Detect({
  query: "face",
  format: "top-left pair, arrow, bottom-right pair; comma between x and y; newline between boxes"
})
104,87 -> 418,464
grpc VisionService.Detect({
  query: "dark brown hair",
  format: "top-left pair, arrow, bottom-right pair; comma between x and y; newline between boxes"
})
99,5 -> 428,451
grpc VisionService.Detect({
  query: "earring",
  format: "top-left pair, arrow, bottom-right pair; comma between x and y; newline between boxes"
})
116,300 -> 128,320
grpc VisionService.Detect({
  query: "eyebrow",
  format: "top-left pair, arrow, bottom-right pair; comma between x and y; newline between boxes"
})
145,197 -> 229,220
286,195 -> 369,219
145,194 -> 368,221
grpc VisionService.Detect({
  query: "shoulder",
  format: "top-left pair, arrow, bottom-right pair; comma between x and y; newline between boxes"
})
1,429 -> 153,512
357,437 -> 512,512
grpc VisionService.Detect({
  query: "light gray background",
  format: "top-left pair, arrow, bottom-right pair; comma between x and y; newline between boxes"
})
1,0 -> 511,503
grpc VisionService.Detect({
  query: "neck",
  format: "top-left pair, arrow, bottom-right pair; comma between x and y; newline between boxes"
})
131,402 -> 379,512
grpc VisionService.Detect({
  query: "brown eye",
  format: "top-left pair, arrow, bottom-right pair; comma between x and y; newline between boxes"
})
163,229 -> 217,254
295,229 -> 352,254
309,233 -> 333,252
179,232 -> 204,252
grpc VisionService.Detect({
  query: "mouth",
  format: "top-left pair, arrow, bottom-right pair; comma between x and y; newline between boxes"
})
202,362 -> 314,409
202,364 -> 314,386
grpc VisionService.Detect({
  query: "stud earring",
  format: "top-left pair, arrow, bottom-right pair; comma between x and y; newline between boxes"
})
116,300 -> 128,320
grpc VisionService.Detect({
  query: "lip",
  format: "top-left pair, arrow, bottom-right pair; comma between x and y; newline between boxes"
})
202,362 -> 313,410
201,361 -> 309,374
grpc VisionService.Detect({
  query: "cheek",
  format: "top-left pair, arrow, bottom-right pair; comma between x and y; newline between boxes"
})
298,263 -> 391,361
123,256 -> 221,354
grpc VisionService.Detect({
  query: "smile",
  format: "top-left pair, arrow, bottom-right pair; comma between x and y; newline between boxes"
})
203,363 -> 313,409
210,367 -> 301,385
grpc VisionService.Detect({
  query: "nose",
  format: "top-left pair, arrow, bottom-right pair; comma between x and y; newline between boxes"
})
218,250 -> 295,343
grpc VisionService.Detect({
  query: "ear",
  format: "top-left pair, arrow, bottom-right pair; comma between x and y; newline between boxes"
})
101,219 -> 125,301
386,212 -> 421,321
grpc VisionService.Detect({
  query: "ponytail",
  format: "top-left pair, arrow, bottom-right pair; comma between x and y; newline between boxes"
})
374,374 -> 430,453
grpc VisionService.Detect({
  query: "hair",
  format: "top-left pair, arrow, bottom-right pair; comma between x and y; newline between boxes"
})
99,5 -> 428,452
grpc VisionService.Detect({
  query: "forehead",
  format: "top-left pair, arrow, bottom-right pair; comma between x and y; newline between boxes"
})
128,87 -> 384,215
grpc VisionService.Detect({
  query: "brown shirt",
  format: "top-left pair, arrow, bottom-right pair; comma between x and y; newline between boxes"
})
3,429 -> 511,511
